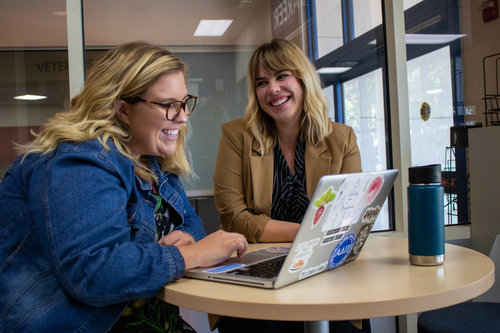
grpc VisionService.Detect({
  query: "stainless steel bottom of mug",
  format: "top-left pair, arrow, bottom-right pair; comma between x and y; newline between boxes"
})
409,254 -> 445,266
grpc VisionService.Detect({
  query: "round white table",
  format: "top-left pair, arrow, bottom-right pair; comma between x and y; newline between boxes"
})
157,236 -> 495,332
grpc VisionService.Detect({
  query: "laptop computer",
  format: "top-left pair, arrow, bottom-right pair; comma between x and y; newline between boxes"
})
185,169 -> 399,289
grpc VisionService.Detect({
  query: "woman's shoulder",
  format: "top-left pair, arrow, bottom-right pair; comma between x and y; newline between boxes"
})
221,118 -> 246,132
328,121 -> 356,138
329,120 -> 354,131
58,138 -> 124,158
56,138 -> 135,174
220,118 -> 253,140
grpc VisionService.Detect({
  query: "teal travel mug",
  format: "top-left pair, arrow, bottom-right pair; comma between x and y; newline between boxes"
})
408,164 -> 445,266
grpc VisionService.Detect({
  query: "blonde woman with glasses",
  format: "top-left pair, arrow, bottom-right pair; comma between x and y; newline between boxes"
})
0,41 -> 247,333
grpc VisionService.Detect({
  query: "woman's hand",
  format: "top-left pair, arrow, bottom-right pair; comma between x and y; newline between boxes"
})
178,230 -> 248,270
158,230 -> 195,246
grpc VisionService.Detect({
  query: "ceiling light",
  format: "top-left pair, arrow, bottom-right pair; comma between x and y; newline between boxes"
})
369,34 -> 466,46
194,20 -> 233,37
406,34 -> 466,44
53,11 -> 66,16
426,89 -> 443,94
317,67 -> 351,74
14,94 -> 47,101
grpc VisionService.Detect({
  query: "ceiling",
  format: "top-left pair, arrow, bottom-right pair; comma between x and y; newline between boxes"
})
0,0 -> 273,108
0,0 -> 272,48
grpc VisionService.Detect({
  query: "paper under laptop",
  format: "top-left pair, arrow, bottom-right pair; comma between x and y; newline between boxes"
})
185,169 -> 398,289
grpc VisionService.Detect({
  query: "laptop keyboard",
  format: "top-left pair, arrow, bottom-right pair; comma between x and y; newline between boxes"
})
228,255 -> 286,279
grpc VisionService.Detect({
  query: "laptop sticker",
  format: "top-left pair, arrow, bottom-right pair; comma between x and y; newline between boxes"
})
299,262 -> 328,280
362,205 -> 381,224
326,228 -> 341,235
328,233 -> 356,269
364,176 -> 384,205
311,187 -> 336,228
203,263 -> 245,274
321,227 -> 343,246
289,238 -> 320,272
346,222 -> 373,261
321,175 -> 377,231
264,247 -> 290,254
289,258 -> 307,272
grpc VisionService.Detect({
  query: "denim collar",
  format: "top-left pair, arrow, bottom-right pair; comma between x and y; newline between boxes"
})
135,156 -> 171,192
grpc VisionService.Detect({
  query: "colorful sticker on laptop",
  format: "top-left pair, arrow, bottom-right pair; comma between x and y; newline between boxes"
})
328,233 -> 356,269
311,187 -> 337,228
321,176 -> 373,231
203,263 -> 245,274
365,176 -> 384,205
346,222 -> 374,262
289,247 -> 313,272
289,238 -> 319,273
361,205 -> 381,224
289,259 -> 307,272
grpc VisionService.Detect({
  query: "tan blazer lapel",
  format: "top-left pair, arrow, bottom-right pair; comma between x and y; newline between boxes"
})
250,140 -> 273,215
305,141 -> 332,198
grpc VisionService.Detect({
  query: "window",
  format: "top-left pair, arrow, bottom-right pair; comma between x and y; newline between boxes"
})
0,0 -> 69,178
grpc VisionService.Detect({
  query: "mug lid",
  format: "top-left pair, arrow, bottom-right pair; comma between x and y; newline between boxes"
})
409,164 -> 442,184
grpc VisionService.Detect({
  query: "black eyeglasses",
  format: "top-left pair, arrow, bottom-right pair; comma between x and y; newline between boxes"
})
126,95 -> 198,120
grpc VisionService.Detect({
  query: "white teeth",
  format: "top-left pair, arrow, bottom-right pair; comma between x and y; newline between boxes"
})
272,97 -> 289,106
162,129 -> 179,136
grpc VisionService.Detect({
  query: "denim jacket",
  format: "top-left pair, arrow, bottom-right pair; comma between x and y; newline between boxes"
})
0,139 -> 206,332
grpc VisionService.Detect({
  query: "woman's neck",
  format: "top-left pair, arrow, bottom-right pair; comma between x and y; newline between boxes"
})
276,120 -> 300,148
276,122 -> 301,174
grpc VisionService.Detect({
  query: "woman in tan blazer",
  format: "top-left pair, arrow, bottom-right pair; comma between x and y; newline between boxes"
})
213,39 -> 362,244
212,38 -> 368,333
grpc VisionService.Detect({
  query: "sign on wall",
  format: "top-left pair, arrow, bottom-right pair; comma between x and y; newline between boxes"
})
271,0 -> 310,53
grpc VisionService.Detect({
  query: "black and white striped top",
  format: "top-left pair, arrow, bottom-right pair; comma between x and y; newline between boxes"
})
270,140 -> 310,223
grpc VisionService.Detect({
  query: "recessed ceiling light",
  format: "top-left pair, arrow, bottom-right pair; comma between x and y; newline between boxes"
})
426,89 -> 443,94
194,20 -> 233,37
369,34 -> 466,46
14,94 -> 47,101
405,34 -> 466,44
317,67 -> 351,74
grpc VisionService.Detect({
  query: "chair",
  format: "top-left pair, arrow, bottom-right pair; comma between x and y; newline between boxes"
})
417,235 -> 500,333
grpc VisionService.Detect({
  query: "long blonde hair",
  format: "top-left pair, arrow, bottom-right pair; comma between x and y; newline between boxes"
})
17,41 -> 191,183
244,38 -> 331,153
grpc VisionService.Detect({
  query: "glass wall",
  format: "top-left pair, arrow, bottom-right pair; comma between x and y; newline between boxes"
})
407,46 -> 454,168
82,0 -> 272,195
313,0 -> 497,228
315,0 -> 391,230
352,0 -> 382,38
0,0 -> 69,178
315,0 -> 343,58
2,0 -> 500,229
343,69 -> 389,230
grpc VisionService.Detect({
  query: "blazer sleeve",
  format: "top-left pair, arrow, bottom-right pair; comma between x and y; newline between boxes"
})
213,121 -> 270,243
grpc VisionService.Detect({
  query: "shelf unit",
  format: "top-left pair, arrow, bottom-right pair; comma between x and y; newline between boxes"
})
482,52 -> 500,126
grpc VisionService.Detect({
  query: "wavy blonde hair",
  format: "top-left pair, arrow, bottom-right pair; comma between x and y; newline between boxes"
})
17,41 -> 191,183
244,39 -> 331,153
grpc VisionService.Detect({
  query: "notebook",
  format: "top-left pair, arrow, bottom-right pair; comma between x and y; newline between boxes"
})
185,169 -> 399,289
